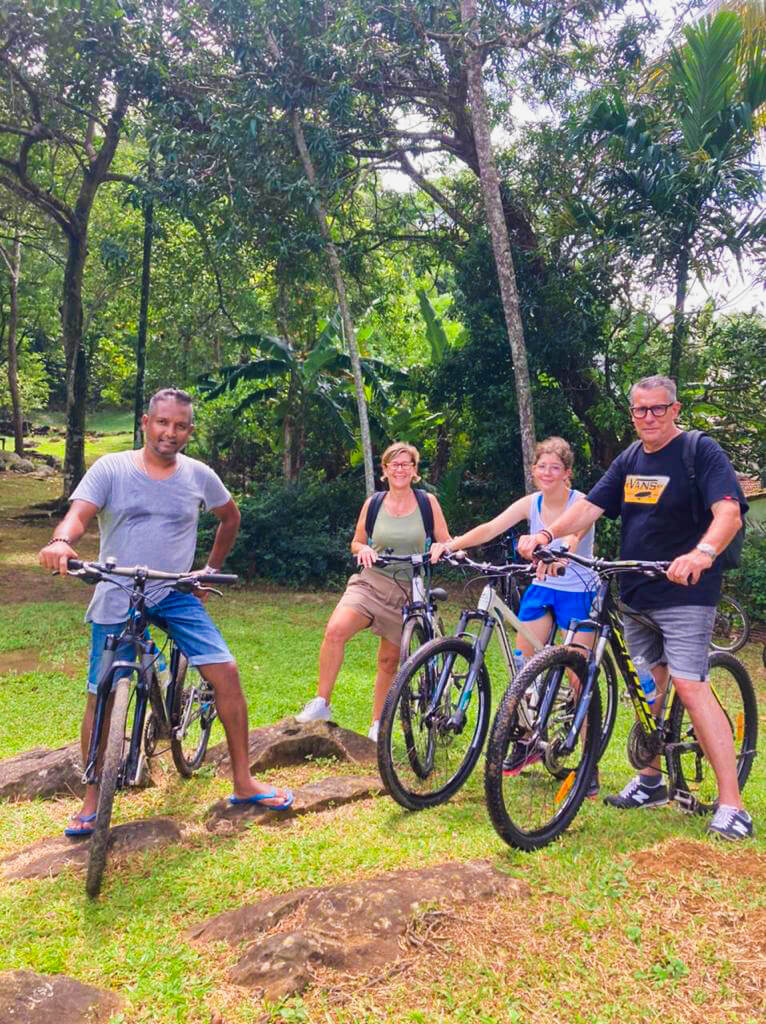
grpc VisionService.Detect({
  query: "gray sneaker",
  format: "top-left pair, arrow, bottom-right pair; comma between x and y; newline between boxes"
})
604,775 -> 668,809
707,805 -> 753,840
295,697 -> 332,723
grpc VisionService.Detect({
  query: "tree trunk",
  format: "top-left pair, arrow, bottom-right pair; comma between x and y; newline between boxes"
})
61,230 -> 88,496
1,236 -> 24,455
460,0 -> 536,490
669,246 -> 689,386
289,111 -> 375,496
133,198 -> 154,448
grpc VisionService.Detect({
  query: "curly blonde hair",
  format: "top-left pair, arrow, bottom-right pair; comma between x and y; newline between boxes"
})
380,442 -> 421,483
533,436 -> 574,471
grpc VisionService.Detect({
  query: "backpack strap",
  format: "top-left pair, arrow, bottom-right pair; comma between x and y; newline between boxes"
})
681,429 -> 704,526
366,488 -> 435,548
414,488 -> 435,548
365,491 -> 386,544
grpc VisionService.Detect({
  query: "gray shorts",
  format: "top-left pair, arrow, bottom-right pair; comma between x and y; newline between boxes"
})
621,604 -> 716,682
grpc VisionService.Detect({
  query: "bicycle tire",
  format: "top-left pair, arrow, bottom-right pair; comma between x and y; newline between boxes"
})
170,653 -> 216,777
484,646 -> 601,851
710,594 -> 750,653
378,636 -> 491,810
595,649 -> 619,763
85,677 -> 130,898
666,650 -> 758,813
399,616 -> 430,667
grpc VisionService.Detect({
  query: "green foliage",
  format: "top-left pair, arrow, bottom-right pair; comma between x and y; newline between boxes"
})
0,348 -> 49,412
728,529 -> 766,621
197,474 -> 363,587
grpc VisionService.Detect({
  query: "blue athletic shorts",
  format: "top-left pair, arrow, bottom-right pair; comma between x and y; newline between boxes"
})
518,583 -> 595,631
87,589 -> 233,693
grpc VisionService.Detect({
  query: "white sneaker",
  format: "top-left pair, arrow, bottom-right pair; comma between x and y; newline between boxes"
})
295,697 -> 332,723
368,720 -> 380,742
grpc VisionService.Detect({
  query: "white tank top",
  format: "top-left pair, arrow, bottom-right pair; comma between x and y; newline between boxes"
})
529,490 -> 598,592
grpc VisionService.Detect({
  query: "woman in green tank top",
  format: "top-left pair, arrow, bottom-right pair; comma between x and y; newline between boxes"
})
295,442 -> 451,741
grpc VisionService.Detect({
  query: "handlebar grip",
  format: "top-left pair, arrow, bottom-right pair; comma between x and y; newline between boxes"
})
195,573 -> 238,585
553,565 -> 565,576
67,558 -> 85,570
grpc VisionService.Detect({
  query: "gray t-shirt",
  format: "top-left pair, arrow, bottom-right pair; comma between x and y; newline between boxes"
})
70,451 -> 231,624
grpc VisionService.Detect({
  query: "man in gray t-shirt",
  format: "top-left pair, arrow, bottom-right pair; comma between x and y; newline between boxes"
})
39,388 -> 292,836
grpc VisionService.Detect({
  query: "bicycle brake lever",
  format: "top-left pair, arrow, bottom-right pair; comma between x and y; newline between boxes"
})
195,584 -> 223,597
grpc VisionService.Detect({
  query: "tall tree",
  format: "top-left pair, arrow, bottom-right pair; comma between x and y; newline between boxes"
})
0,226 -> 22,453
460,0 -> 536,486
0,1 -> 141,493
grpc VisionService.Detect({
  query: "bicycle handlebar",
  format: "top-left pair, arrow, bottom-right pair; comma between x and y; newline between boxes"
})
439,551 -> 549,576
532,546 -> 670,576
66,558 -> 238,587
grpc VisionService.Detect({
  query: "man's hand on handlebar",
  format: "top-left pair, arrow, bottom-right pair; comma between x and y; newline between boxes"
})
39,539 -> 79,577
667,548 -> 713,586
355,544 -> 378,569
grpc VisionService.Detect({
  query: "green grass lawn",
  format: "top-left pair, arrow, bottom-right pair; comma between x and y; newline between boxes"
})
1,583 -> 765,1024
2,407 -> 133,465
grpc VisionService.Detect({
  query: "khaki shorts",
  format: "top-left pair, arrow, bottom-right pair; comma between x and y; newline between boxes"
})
336,567 -> 407,647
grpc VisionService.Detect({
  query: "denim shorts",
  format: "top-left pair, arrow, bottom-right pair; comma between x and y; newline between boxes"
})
621,603 -> 716,682
518,584 -> 595,632
87,589 -> 233,693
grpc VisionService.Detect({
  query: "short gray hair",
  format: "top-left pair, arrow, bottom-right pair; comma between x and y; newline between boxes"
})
147,388 -> 194,421
629,375 -> 677,404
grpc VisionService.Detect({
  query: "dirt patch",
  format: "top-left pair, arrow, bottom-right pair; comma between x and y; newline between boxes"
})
0,648 -> 41,675
630,836 -> 766,884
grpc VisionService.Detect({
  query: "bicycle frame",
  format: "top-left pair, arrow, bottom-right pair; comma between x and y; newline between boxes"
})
83,572 -> 170,790
425,571 -> 549,734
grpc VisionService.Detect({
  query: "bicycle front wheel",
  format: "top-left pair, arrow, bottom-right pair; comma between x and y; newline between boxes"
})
667,651 -> 758,813
86,677 -> 130,898
378,636 -> 491,810
170,654 -> 216,777
484,647 -> 601,851
711,594 -> 750,653
399,616 -> 430,667
595,649 -> 619,763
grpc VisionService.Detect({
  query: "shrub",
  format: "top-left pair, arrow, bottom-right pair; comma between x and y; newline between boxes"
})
727,527 -> 766,622
197,474 -> 364,587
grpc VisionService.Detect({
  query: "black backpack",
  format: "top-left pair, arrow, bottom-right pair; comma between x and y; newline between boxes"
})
365,488 -> 435,549
623,430 -> 745,570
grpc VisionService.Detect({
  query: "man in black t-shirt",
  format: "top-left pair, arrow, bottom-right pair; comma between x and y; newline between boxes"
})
518,375 -> 751,840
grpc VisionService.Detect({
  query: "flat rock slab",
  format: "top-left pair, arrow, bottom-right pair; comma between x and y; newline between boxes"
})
0,969 -> 121,1023
208,718 -> 375,776
190,859 -> 527,1001
2,816 -> 182,881
0,743 -> 84,800
206,775 -> 384,833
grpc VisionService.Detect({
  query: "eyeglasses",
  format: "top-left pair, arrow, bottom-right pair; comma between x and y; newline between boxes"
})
534,463 -> 566,474
630,403 -> 675,419
388,460 -> 415,470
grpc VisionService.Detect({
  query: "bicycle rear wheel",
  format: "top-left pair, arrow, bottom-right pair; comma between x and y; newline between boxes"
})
666,651 -> 758,813
484,647 -> 601,851
711,594 -> 750,653
378,636 -> 491,810
170,653 -> 217,777
86,677 -> 130,898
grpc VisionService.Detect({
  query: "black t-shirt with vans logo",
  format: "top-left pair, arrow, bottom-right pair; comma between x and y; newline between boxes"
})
586,433 -> 746,609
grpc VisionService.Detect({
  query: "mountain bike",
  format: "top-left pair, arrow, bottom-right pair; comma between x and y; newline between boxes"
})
66,558 -> 236,896
711,592 -> 750,653
484,549 -> 758,851
377,553 -> 566,811
371,552 -> 449,666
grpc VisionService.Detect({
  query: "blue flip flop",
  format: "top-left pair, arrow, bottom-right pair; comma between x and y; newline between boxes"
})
228,788 -> 294,811
65,812 -> 97,838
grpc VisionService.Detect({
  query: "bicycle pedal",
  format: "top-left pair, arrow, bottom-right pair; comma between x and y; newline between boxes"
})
671,788 -> 699,815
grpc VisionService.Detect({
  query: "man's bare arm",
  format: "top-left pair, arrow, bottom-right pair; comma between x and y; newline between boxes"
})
38,500 -> 100,576
205,499 -> 241,570
517,498 -> 604,560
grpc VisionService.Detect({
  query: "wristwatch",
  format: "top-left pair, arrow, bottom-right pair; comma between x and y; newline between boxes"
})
695,542 -> 717,560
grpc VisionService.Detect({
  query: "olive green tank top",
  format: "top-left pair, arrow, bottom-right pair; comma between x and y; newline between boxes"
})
370,501 -> 427,579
